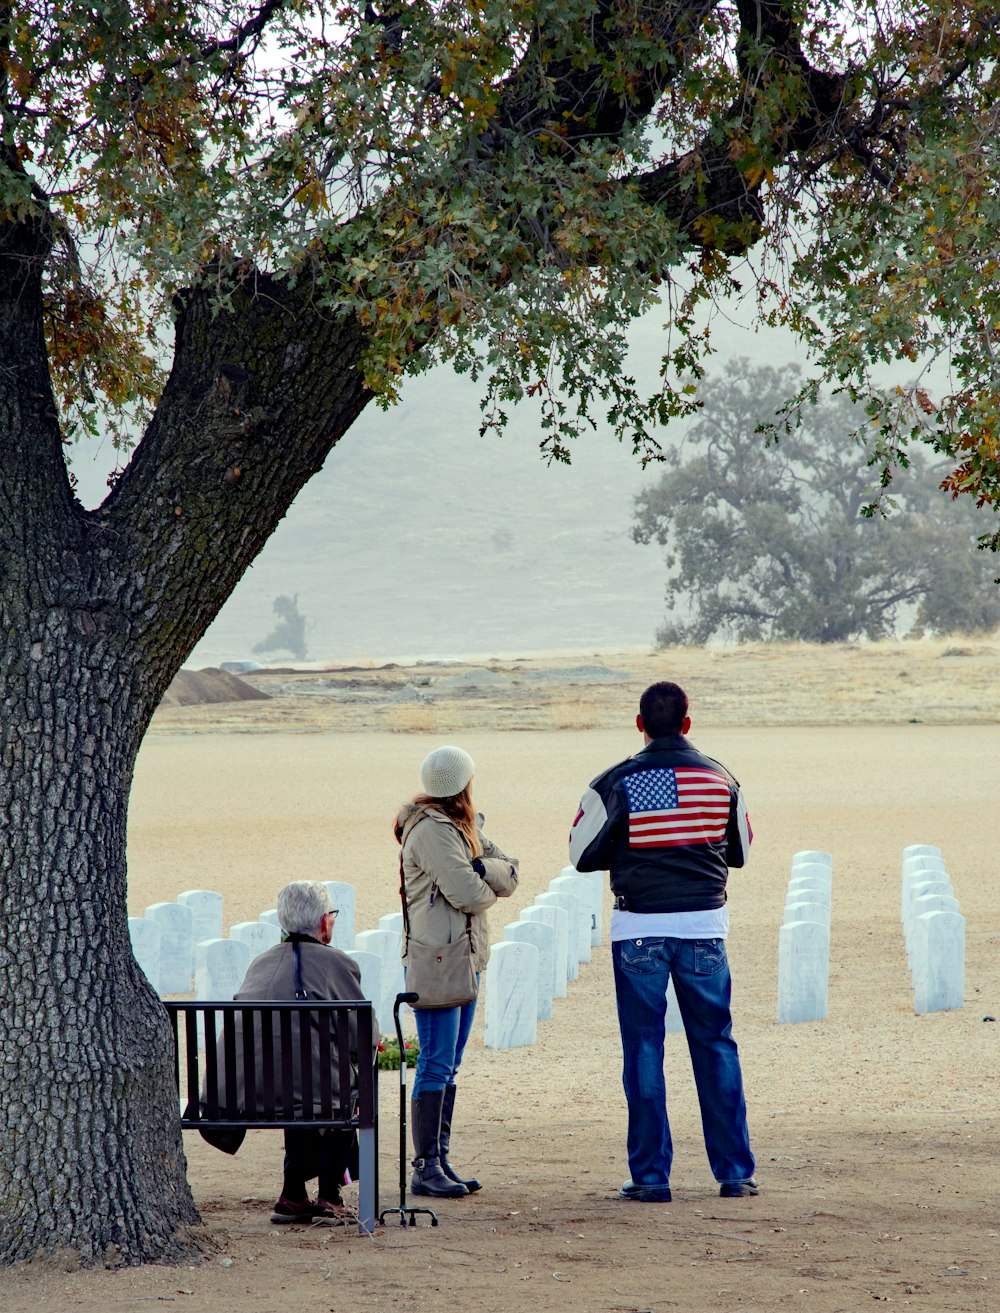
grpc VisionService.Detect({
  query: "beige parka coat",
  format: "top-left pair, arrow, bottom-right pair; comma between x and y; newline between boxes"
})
394,802 -> 519,970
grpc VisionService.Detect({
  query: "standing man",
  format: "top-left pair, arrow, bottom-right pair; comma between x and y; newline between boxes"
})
569,680 -> 757,1203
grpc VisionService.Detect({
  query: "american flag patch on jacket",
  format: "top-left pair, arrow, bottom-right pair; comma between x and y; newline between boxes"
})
623,767 -> 731,848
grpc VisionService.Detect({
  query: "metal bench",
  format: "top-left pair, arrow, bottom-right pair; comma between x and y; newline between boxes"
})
164,999 -> 379,1233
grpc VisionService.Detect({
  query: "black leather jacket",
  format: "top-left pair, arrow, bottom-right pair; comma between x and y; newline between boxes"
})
568,734 -> 751,913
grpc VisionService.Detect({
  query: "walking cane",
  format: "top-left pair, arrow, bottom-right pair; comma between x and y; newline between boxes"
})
378,992 -> 439,1228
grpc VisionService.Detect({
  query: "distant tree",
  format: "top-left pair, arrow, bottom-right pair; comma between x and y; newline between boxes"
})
633,363 -> 1000,645
253,594 -> 308,661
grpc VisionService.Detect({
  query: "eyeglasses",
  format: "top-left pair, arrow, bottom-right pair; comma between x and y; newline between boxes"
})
325,908 -> 340,918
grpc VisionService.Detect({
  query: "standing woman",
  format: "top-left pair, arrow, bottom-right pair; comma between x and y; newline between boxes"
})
394,745 -> 518,1198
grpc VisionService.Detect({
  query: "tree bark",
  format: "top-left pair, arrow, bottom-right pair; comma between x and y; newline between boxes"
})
0,232 -> 375,1264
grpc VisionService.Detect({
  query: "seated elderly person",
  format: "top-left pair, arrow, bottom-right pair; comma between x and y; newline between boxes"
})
225,880 -> 378,1224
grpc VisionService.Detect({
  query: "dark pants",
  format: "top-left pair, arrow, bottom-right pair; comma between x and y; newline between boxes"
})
282,1128 -> 354,1202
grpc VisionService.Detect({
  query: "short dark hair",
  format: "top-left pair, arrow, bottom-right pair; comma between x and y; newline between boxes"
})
639,681 -> 689,737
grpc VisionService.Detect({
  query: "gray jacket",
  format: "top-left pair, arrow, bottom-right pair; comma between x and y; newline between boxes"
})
395,802 -> 518,970
208,938 -> 378,1116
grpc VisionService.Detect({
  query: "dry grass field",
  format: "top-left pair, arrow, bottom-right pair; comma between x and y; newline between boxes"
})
3,637 -> 998,1312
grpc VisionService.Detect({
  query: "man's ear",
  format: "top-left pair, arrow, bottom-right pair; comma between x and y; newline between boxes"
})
636,713 -> 644,735
681,714 -> 692,734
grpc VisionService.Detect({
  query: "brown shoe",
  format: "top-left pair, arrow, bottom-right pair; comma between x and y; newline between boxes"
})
270,1195 -> 316,1224
311,1196 -> 358,1227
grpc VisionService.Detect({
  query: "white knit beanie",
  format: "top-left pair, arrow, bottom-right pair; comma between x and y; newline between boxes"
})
420,745 -> 475,798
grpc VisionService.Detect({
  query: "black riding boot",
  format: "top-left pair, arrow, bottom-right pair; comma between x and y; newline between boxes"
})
439,1083 -> 482,1193
410,1090 -> 468,1198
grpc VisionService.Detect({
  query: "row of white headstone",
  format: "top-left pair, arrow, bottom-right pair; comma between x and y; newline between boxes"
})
776,850 -> 834,1024
901,844 -> 965,1013
128,882 -> 360,1001
482,867 -> 605,1049
126,871 -> 607,1046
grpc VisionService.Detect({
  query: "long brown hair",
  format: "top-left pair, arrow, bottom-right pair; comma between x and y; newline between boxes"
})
413,783 -> 481,858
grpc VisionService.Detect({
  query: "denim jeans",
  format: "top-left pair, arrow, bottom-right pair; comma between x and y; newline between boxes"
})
612,936 -> 754,1186
410,991 -> 478,1097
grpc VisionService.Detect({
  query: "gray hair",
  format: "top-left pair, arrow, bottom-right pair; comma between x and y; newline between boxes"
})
276,881 -> 332,935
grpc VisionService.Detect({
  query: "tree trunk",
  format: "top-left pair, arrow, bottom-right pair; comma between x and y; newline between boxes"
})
0,629 -> 200,1264
0,223 -> 373,1264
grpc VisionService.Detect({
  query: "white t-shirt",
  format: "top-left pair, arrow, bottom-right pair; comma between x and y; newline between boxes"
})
610,905 -> 729,942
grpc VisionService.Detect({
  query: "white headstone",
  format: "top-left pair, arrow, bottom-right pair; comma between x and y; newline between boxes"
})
503,921 -> 555,1020
900,849 -> 945,918
259,908 -> 281,927
379,911 -> 404,935
229,920 -> 281,959
355,928 -> 406,1033
789,862 -> 832,888
902,843 -> 942,875
345,950 -> 384,1033
783,900 -> 831,927
195,937 -> 251,1000
145,902 -> 194,994
176,890 -> 224,946
521,905 -> 569,998
904,879 -> 954,951
913,910 -> 965,1013
793,850 -> 833,868
560,865 -> 606,946
534,891 -> 586,979
786,879 -> 830,904
906,894 -> 961,972
128,917 -> 161,992
321,881 -> 356,951
484,940 -> 538,1049
548,875 -> 595,963
776,920 -> 829,1024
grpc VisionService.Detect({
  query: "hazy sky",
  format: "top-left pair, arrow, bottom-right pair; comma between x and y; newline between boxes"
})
69,297 -> 803,665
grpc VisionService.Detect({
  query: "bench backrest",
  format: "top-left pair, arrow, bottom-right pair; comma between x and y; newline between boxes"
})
164,999 -> 377,1130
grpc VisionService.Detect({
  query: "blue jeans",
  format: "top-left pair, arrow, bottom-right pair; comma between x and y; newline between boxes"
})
612,936 -> 754,1186
411,995 -> 478,1097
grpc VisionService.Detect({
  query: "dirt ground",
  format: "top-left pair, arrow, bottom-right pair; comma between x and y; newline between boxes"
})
2,638 -> 998,1312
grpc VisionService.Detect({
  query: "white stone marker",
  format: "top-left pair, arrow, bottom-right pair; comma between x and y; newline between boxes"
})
561,865 -> 605,946
534,891 -> 585,979
345,951 -> 384,1033
776,920 -> 829,1023
259,908 -> 281,928
378,911 -> 404,935
229,920 -> 281,959
548,875 -> 595,964
783,900 -> 831,927
504,921 -> 555,1021
484,940 -> 538,1049
790,862 -> 832,887
195,937 -> 251,1000
901,855 -> 947,918
786,880 -> 830,905
355,929 -> 406,1033
904,879 -> 954,953
145,902 -> 195,994
906,894 -> 960,972
176,890 -> 224,947
321,881 -> 356,951
912,910 -> 965,1013
793,850 -> 833,869
128,917 -> 162,992
521,905 -> 569,999
665,976 -> 684,1033
900,845 -> 943,918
